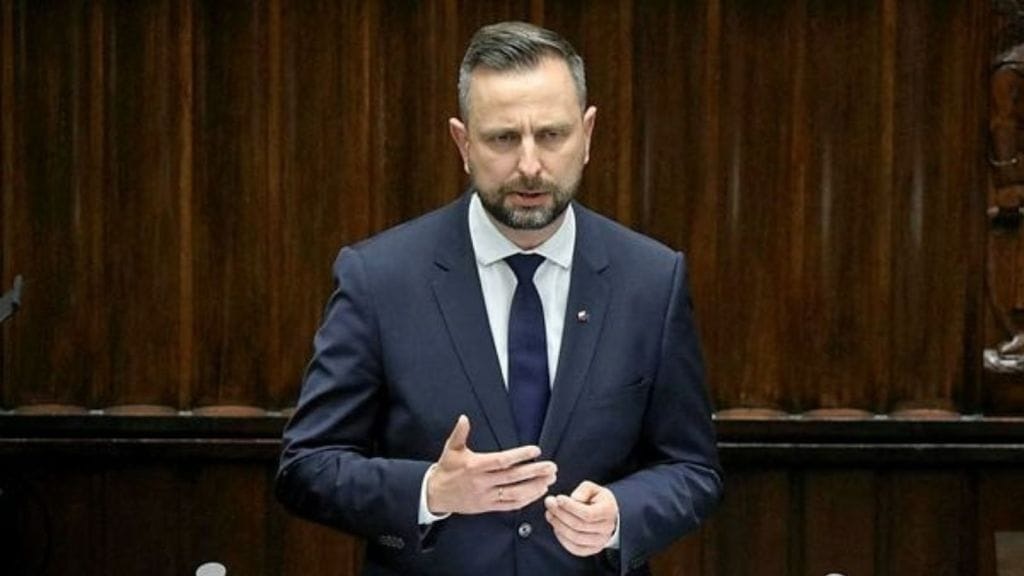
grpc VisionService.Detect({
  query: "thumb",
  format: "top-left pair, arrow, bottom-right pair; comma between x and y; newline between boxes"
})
444,414 -> 471,451
570,480 -> 602,503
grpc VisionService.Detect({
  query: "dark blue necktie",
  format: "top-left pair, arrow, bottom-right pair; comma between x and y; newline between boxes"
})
505,254 -> 550,445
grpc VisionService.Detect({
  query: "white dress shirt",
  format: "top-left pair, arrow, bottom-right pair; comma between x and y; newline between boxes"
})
469,193 -> 575,386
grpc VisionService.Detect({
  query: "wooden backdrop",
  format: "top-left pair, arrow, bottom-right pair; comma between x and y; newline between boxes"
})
2,1 -> 1023,575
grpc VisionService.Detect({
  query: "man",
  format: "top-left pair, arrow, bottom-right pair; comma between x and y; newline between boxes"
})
276,21 -> 722,576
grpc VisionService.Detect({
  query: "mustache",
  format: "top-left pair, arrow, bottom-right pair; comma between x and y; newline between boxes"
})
499,176 -> 559,195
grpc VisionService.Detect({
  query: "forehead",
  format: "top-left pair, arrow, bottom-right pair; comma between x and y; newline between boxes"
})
466,57 -> 581,127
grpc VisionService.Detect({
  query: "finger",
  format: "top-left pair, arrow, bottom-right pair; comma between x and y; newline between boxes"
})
492,473 -> 556,507
472,445 -> 543,472
548,494 -> 616,535
488,460 -> 557,486
545,510 -> 606,556
444,415 -> 470,452
570,480 -> 601,503
554,494 -> 600,524
546,509 -> 608,547
546,497 -> 610,535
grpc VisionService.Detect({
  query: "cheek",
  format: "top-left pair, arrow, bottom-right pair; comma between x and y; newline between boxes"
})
471,151 -> 518,182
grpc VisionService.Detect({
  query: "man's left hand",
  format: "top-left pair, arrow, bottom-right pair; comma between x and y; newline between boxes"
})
543,480 -> 618,557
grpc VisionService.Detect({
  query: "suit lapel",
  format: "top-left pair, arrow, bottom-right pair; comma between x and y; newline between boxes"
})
431,196 -> 520,451
539,206 -> 610,458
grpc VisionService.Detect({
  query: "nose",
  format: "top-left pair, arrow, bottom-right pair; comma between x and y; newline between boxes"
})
516,137 -> 542,179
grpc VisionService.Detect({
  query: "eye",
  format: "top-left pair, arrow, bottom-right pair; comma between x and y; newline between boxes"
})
537,129 -> 567,144
489,132 -> 519,146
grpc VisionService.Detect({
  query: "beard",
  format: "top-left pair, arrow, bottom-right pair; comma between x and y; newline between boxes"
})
475,174 -> 578,230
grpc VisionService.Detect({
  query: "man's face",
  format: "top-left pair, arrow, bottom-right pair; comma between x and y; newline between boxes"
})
450,57 -> 597,235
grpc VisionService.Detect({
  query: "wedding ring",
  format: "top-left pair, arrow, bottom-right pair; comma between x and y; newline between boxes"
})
497,487 -> 505,501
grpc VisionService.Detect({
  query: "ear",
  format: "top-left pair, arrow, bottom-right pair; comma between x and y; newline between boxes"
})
582,106 -> 597,165
448,117 -> 471,174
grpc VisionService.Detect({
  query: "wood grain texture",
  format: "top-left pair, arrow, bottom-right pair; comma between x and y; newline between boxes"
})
102,0 -> 186,409
0,0 -> 1000,420
888,0 -> 981,412
2,0 -> 98,409
191,0 -> 272,410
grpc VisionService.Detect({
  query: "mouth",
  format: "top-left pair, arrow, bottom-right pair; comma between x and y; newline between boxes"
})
507,190 -> 550,206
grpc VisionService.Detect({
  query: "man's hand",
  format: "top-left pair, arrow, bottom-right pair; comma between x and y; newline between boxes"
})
544,481 -> 618,557
426,415 -> 557,515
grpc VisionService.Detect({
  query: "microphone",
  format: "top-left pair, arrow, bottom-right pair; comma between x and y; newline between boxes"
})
0,275 -> 23,324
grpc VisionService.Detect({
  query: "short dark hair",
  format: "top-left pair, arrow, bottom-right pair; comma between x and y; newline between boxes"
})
458,21 -> 587,119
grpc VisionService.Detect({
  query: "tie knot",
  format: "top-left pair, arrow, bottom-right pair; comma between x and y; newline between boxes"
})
505,253 -> 545,283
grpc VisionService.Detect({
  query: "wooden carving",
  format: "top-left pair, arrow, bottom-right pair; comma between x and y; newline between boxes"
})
986,1 -> 1024,402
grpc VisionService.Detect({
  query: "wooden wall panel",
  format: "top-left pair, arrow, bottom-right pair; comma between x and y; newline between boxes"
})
706,468 -> 791,575
279,514 -> 363,576
369,1 -> 462,230
2,1 -> 100,410
797,0 -> 888,413
102,0 -> 187,410
889,0 -> 983,413
103,467 -> 184,574
0,0 -> 999,416
711,0 -> 802,412
1,464 -> 104,576
802,471 -> 878,575
882,472 -> 972,575
191,0 -> 273,410
271,0 -> 373,408
5,454 -> 1024,575
183,464 -> 272,574
977,471 -> 1024,576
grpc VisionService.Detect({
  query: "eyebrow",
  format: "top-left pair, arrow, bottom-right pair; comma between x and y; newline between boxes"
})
478,122 -> 573,138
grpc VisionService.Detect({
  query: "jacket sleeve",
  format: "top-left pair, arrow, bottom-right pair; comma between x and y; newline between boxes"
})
607,252 -> 723,574
275,247 -> 432,548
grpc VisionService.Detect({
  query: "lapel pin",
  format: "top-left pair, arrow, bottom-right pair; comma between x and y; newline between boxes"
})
577,309 -> 589,323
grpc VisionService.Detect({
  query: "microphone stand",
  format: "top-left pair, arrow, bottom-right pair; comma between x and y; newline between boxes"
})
0,276 -> 23,324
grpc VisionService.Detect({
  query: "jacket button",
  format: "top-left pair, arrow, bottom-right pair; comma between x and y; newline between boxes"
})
517,522 -> 532,538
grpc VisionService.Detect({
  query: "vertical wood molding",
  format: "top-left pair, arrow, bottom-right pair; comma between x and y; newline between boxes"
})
0,0 -> 13,408
178,0 -> 195,410
266,0 -> 283,408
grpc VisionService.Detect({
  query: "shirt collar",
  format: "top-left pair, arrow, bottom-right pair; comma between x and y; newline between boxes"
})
468,192 -> 575,269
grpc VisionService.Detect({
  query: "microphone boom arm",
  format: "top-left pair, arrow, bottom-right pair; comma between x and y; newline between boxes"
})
0,276 -> 23,324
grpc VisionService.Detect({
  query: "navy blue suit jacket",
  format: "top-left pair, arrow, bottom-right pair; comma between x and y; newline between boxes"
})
276,194 -> 722,575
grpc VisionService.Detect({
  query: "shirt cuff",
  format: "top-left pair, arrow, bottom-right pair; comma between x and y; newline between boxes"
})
604,512 -> 621,549
418,464 -> 452,525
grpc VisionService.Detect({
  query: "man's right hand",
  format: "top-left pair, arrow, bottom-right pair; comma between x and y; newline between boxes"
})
426,415 -> 558,515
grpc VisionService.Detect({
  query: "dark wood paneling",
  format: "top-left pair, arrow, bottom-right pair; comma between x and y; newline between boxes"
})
191,0 -> 272,410
272,0 -> 373,408
280,514 -> 363,576
889,0 -> 983,412
797,0 -> 888,413
0,0 -> 1000,417
369,0 -> 462,230
802,470 -> 877,575
2,0 -> 99,409
103,467 -> 184,574
708,468 -> 791,575
882,472 -> 970,575
978,471 -> 1024,576
102,0 -> 187,409
711,0 -> 803,412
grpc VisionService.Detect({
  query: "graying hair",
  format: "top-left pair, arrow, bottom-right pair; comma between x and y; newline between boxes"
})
457,21 -> 587,119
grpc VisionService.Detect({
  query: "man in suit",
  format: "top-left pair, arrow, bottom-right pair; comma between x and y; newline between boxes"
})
276,21 -> 722,576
